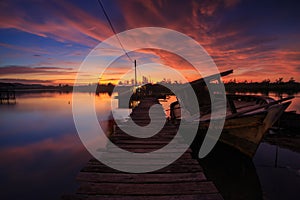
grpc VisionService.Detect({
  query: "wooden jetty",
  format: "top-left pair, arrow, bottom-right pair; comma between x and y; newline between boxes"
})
62,97 -> 222,200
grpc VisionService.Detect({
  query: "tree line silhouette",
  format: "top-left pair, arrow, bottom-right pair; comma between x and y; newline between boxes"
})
225,77 -> 300,94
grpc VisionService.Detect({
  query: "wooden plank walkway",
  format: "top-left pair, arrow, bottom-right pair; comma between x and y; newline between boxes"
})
62,97 -> 222,200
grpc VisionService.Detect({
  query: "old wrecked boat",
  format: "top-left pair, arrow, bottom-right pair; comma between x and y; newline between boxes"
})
170,70 -> 293,157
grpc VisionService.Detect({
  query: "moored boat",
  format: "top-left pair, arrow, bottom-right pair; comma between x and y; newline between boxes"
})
170,70 -> 293,157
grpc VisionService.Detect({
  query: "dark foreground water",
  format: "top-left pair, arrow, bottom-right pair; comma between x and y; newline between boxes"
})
254,143 -> 300,200
0,92 -> 299,200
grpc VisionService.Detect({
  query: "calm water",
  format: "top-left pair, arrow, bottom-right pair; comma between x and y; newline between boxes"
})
0,92 -> 299,199
254,143 -> 300,200
0,92 -> 113,200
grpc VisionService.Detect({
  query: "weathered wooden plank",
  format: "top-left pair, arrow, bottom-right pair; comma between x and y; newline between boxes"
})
109,135 -> 183,141
77,172 -> 206,183
81,163 -> 203,174
87,155 -> 198,166
111,133 -> 180,138
114,129 -> 179,133
110,133 -> 179,137
92,159 -> 198,166
112,140 -> 184,145
112,133 -> 179,137
77,181 -> 218,195
114,127 -> 177,131
62,193 -> 223,200
104,148 -> 192,153
98,152 -> 192,160
104,146 -> 189,152
106,144 -> 190,150
114,128 -> 179,133
110,137 -> 188,147
87,159 -> 199,166
110,140 -> 185,144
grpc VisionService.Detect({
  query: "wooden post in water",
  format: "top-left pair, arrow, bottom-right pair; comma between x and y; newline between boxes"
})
275,145 -> 278,168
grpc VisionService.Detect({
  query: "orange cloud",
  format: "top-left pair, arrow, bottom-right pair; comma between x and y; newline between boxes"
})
115,0 -> 300,82
1,0 -> 300,84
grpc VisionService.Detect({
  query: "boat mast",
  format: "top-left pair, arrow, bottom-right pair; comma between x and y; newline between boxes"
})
134,60 -> 137,87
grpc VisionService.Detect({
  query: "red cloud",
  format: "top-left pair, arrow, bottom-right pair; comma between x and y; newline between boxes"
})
1,0 -> 299,83
0,0 -> 112,46
115,0 -> 300,82
0,65 -> 75,75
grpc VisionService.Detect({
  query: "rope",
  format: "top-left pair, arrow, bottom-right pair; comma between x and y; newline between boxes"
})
96,0 -> 133,63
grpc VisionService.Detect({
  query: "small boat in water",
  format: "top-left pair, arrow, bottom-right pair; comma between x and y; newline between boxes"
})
170,70 -> 293,157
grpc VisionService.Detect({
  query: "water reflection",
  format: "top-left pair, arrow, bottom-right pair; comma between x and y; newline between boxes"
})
0,92 -> 114,200
161,93 -> 300,200
1,92 -> 299,200
254,143 -> 300,200
199,143 -> 263,200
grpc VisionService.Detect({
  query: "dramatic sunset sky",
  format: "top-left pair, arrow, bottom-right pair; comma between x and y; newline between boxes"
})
0,0 -> 299,85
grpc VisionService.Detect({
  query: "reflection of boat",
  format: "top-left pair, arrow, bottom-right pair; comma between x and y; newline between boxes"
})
199,142 -> 263,200
278,111 -> 300,133
170,70 -> 293,157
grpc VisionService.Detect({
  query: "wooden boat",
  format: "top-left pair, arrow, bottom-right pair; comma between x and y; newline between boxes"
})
170,70 -> 293,157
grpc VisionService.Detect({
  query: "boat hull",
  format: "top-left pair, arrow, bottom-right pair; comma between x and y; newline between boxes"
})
223,102 -> 290,157
178,101 -> 291,158
170,69 -> 293,157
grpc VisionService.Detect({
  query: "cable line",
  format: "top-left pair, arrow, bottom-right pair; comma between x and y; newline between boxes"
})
97,0 -> 133,63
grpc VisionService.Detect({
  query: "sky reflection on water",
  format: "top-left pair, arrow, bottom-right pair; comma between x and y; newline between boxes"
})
0,92 -> 299,199
0,92 -> 112,200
